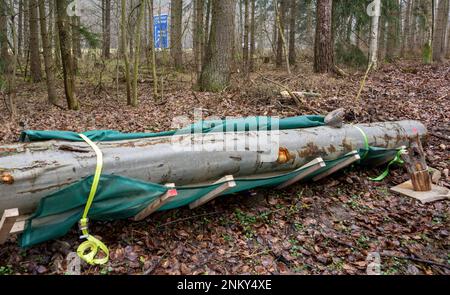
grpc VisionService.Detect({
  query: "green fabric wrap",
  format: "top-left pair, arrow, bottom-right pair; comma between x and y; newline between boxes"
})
18,115 -> 400,248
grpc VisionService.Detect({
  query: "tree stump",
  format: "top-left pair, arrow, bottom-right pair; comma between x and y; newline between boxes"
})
401,136 -> 432,192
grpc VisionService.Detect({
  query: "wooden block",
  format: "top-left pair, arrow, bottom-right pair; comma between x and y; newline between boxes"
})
189,176 -> 236,210
133,184 -> 178,221
0,208 -> 19,244
391,180 -> 450,204
277,158 -> 326,189
10,220 -> 26,234
313,151 -> 361,181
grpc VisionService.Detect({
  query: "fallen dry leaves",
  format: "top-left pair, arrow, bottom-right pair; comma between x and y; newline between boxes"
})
0,60 -> 448,275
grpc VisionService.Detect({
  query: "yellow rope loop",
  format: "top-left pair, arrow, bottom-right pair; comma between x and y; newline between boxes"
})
76,134 -> 109,266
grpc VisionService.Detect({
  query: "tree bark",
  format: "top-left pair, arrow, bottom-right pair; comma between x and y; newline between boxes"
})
369,0 -> 381,68
29,0 -> 42,82
38,0 -> 57,105
276,0 -> 287,67
131,0 -> 145,107
432,0 -> 449,62
18,0 -> 23,58
243,0 -> 250,75
199,0 -> 236,92
288,0 -> 297,65
249,0 -> 256,71
193,0 -> 204,84
0,121 -> 428,214
102,0 -> 111,59
146,0 -> 158,99
314,0 -> 334,73
121,0 -> 132,104
56,0 -> 79,110
401,0 -> 412,57
170,0 -> 183,70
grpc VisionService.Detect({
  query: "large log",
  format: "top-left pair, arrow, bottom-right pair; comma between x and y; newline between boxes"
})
0,121 -> 427,213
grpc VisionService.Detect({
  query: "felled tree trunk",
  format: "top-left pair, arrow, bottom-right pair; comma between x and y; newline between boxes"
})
0,121 -> 427,214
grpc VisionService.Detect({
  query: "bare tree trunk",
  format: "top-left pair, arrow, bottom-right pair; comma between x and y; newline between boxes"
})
23,0 -> 29,61
102,0 -> 111,59
385,2 -> 400,62
193,0 -> 204,84
146,0 -> 158,99
314,0 -> 334,73
71,16 -> 80,73
276,0 -> 286,67
56,0 -> 79,110
18,0 -> 23,58
401,0 -> 412,57
249,0 -> 256,72
423,0 -> 433,63
369,0 -> 381,68
288,0 -> 297,65
38,0 -> 57,105
306,0 -> 314,47
199,0 -> 236,92
432,0 -> 449,62
243,0 -> 250,75
130,0 -> 145,106
170,0 -> 183,70
29,0 -> 42,82
120,0 -> 132,104
275,0 -> 290,74
204,0 -> 211,58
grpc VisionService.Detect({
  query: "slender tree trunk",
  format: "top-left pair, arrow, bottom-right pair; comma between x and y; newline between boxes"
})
401,0 -> 412,57
275,0 -> 290,74
29,0 -> 42,82
386,2 -> 400,62
276,0 -> 287,67
249,0 -> 256,71
121,0 -> 132,104
199,0 -> 236,92
102,0 -> 111,59
18,0 -> 23,58
243,0 -> 250,75
193,0 -> 204,83
170,0 -> 183,70
130,0 -> 145,106
146,0 -> 158,99
56,0 -> 79,110
23,0 -> 29,61
378,16 -> 386,62
432,0 -> 449,62
0,0 -> 7,64
71,16 -> 81,73
314,0 -> 334,73
369,0 -> 381,68
306,0 -> 314,47
203,0 -> 211,58
288,0 -> 297,65
38,0 -> 57,105
423,0 -> 433,63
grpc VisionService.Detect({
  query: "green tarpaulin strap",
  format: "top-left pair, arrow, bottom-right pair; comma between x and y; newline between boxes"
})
76,134 -> 109,266
370,147 -> 406,182
354,125 -> 370,159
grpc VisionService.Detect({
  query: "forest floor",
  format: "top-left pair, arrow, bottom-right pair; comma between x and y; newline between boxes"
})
0,59 -> 449,275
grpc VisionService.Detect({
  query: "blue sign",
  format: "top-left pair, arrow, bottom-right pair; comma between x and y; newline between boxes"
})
154,14 -> 169,49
